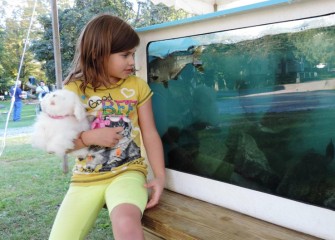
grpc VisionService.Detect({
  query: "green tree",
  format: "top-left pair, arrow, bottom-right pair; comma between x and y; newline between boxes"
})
290,27 -> 335,70
0,27 -> 6,93
0,0 -> 191,90
32,0 -> 135,83
134,0 -> 190,28
31,0 -> 190,84
0,0 -> 49,93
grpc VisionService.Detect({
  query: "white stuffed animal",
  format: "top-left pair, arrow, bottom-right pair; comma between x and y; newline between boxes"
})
32,89 -> 89,158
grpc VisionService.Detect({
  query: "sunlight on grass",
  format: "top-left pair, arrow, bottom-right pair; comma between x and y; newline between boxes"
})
0,100 -> 38,129
0,134 -> 114,240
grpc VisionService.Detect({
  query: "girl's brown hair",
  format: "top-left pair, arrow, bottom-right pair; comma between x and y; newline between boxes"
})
64,14 -> 140,93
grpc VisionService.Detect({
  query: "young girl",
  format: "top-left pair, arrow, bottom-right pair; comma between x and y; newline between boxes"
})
49,14 -> 165,240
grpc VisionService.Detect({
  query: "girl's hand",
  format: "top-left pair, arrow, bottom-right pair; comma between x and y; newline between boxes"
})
82,127 -> 124,147
144,177 -> 165,209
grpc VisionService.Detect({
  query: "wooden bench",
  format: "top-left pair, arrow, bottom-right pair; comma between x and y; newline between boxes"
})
142,190 -> 320,240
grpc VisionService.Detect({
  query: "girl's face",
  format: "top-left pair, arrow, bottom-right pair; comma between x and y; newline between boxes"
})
107,48 -> 136,83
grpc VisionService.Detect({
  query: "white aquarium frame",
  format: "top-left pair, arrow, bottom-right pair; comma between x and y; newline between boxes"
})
135,0 -> 335,239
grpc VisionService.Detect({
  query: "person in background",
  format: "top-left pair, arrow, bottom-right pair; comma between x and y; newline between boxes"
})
49,14 -> 165,240
36,80 -> 50,101
9,80 -> 24,121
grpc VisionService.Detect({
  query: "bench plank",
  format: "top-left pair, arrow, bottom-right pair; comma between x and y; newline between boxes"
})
143,190 -> 320,240
144,227 -> 165,240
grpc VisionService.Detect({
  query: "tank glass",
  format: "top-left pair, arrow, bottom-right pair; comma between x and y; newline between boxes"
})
147,14 -> 335,210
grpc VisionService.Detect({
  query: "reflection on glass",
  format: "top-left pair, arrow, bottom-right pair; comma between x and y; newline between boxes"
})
147,14 -> 335,210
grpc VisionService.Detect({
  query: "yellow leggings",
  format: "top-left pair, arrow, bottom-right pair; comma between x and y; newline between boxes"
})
49,171 -> 148,240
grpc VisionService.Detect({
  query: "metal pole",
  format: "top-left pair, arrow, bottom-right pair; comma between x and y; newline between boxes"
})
50,0 -> 63,90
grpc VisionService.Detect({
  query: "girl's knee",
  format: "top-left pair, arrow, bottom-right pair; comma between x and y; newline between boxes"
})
111,203 -> 144,240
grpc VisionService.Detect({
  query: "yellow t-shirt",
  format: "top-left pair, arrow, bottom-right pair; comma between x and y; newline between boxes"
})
64,76 -> 152,186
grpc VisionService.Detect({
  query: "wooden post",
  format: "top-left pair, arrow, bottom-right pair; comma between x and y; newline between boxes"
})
62,154 -> 69,174
50,0 -> 68,173
50,0 -> 63,90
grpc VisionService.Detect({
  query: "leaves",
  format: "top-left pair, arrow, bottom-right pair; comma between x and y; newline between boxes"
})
0,0 -> 191,92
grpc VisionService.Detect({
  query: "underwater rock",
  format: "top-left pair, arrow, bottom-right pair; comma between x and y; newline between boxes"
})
276,151 -> 328,201
230,172 -> 273,193
165,128 -> 200,172
162,127 -> 199,149
234,132 -> 279,188
197,129 -> 227,158
168,146 -> 197,171
259,111 -> 302,134
167,147 -> 196,171
324,191 -> 335,210
223,118 -> 256,164
162,127 -> 180,145
178,129 -> 199,149
189,126 -> 229,178
193,154 -> 226,178
326,138 -> 334,163
189,121 -> 211,131
301,150 -> 331,167
212,161 -> 234,182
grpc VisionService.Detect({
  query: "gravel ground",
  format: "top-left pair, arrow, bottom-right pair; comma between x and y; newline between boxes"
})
0,126 -> 34,137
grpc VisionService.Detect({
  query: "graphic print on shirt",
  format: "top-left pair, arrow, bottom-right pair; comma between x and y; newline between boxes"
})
75,92 -> 141,173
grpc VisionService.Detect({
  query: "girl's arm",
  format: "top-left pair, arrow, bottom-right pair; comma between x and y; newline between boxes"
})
138,98 -> 166,209
71,127 -> 124,150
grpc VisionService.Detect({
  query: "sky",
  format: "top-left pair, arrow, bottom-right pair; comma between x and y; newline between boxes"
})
0,0 -> 141,27
2,0 -> 140,16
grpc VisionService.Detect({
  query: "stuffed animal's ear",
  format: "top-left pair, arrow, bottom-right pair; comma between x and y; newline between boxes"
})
73,97 -> 86,121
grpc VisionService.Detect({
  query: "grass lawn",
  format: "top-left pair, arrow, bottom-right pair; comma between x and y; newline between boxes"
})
0,100 -> 38,129
0,102 -> 115,239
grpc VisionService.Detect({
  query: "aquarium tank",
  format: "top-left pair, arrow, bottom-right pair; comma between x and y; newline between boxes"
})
147,13 -> 335,211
